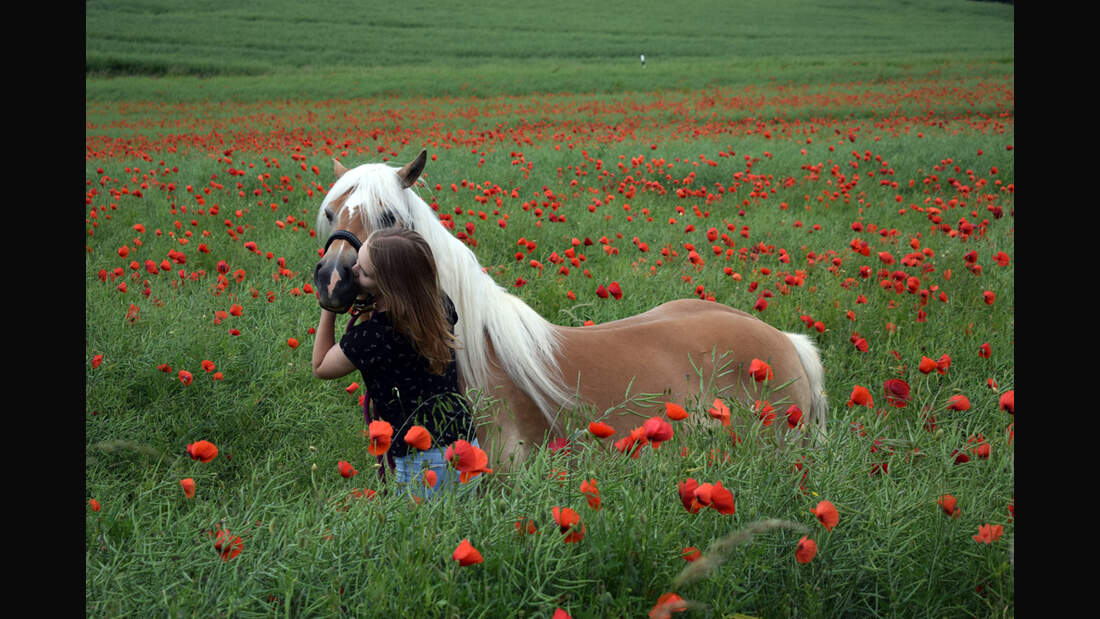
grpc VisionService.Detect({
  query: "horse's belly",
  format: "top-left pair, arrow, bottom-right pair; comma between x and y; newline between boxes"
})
556,304 -> 809,429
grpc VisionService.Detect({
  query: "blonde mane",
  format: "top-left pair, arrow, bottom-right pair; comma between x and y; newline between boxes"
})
318,162 -> 575,424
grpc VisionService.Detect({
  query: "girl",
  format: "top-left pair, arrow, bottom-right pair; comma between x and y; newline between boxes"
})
312,227 -> 478,499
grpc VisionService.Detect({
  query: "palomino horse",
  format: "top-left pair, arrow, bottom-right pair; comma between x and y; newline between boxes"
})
313,151 -> 828,469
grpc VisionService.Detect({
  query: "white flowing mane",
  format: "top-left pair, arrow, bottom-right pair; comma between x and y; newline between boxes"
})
317,162 -> 575,424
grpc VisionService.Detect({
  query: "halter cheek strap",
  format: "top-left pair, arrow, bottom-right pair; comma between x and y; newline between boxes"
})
323,229 -> 363,254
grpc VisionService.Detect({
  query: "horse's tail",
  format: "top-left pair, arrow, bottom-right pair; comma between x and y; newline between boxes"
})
784,332 -> 828,444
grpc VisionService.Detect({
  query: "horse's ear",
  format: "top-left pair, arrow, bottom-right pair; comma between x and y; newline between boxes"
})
396,150 -> 427,189
334,159 -> 350,179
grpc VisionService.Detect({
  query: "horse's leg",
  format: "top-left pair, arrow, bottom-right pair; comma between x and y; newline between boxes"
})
472,379 -> 550,473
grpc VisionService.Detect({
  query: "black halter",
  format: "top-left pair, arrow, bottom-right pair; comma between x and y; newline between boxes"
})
323,229 -> 363,254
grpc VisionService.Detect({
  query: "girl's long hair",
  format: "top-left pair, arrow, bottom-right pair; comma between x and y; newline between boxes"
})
366,228 -> 459,375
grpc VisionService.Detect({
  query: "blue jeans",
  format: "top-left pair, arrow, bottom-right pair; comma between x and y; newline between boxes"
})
393,438 -> 482,500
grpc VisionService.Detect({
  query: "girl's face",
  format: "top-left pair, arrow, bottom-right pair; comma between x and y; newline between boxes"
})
352,244 -> 379,296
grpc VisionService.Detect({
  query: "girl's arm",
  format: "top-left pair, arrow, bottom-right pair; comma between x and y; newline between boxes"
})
312,309 -> 357,379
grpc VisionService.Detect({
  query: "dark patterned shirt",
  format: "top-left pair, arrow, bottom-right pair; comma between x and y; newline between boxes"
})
339,296 -> 474,458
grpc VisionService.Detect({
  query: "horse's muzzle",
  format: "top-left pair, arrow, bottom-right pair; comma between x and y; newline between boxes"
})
314,229 -> 366,313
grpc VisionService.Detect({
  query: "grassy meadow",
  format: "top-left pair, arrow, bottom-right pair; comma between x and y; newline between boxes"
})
86,0 -> 1013,100
86,1 -> 1014,616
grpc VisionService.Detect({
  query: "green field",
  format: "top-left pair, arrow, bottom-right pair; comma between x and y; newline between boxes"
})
86,1 -> 1014,616
86,0 -> 1013,100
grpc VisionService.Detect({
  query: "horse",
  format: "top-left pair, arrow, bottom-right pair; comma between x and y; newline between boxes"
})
313,151 -> 828,470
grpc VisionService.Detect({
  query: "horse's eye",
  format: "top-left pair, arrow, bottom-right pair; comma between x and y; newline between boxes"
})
325,210 -> 334,222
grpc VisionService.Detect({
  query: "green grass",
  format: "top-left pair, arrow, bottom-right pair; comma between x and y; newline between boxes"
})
85,106 -> 1014,616
86,1 -> 1012,615
86,0 -> 1013,100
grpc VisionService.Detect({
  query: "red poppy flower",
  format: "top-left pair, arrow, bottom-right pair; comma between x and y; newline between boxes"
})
178,370 -> 193,386
649,592 -> 688,618
445,439 -> 493,482
608,281 -> 623,300
367,420 -> 393,456
777,406 -> 800,431
678,478 -> 702,513
795,536 -> 817,564
883,379 -> 910,408
89,498 -> 101,512
514,517 -> 538,535
552,506 -> 586,543
681,547 -> 701,562
748,358 -> 774,383
936,354 -> 951,374
972,523 -> 1004,544
548,437 -> 571,454
596,284 -> 609,299
707,399 -> 731,426
337,460 -> 358,478
404,426 -> 432,451
186,440 -> 218,463
693,482 -> 715,508
287,338 -> 299,349
846,385 -> 873,408
968,434 -> 990,459
813,500 -> 839,531
978,342 -> 991,358
452,538 -> 483,566
588,421 -> 616,438
91,354 -> 103,369
424,469 -> 438,488
665,402 -> 689,421
937,494 -> 961,518
614,426 -> 650,458
580,479 -> 601,510
346,382 -> 359,394
709,481 -> 735,515
999,390 -> 1014,414
918,356 -> 938,374
755,400 -> 776,426
643,416 -> 674,447
946,394 -> 971,411
201,360 -> 216,373
982,291 -> 996,305
213,526 -> 243,561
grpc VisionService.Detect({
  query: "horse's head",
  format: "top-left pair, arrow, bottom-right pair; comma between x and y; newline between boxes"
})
313,150 -> 427,313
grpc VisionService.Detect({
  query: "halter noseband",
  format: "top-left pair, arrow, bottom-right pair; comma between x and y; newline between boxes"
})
323,229 -> 363,254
